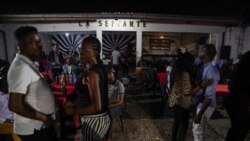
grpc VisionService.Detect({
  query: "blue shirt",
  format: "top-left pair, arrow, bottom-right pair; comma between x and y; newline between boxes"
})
197,61 -> 220,108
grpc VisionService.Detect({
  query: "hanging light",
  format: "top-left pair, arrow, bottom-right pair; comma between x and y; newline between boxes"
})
160,35 -> 164,39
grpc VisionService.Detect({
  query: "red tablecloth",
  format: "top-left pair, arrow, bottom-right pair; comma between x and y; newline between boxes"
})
51,83 -> 80,129
40,71 -> 52,79
216,84 -> 229,96
156,72 -> 168,85
51,83 -> 75,96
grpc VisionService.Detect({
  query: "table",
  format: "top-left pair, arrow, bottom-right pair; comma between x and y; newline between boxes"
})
50,83 -> 80,133
216,84 -> 229,109
40,70 -> 52,79
50,83 -> 75,112
216,84 -> 229,96
50,83 -> 75,96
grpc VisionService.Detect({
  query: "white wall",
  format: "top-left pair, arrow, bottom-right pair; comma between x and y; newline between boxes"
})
224,26 -> 250,63
0,21 -> 226,62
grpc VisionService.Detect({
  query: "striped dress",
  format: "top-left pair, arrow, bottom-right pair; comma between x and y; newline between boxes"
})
75,64 -> 110,141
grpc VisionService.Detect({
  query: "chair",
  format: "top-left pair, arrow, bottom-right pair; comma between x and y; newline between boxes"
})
0,122 -> 22,141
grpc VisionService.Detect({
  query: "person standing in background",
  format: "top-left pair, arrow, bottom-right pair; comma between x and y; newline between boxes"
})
111,48 -> 120,78
62,58 -> 78,84
8,26 -> 56,141
169,52 -> 212,141
192,44 -> 220,141
120,48 -> 129,77
48,43 -> 64,82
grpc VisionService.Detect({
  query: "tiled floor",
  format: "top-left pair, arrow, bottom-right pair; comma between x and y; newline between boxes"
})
111,95 -> 230,141
59,91 -> 249,141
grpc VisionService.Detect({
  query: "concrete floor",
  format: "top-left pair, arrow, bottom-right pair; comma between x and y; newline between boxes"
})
60,91 -> 250,141
111,93 -> 231,141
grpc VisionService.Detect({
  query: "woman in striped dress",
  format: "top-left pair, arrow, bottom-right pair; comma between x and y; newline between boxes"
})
75,36 -> 110,141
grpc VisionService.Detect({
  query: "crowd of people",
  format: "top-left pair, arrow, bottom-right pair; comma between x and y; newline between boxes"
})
0,25 -> 249,141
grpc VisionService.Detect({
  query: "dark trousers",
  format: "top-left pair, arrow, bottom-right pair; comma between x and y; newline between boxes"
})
113,65 -> 120,78
0,135 -> 13,141
171,105 -> 190,141
18,126 -> 57,141
51,67 -> 62,82
160,85 -> 168,115
121,63 -> 128,77
225,104 -> 250,141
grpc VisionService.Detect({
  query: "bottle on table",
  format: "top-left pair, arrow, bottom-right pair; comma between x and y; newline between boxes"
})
61,82 -> 66,96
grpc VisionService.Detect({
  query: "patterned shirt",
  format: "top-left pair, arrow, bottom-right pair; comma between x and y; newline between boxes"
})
171,72 -> 192,109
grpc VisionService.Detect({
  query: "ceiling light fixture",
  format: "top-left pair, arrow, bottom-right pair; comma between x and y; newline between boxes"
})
160,35 -> 164,39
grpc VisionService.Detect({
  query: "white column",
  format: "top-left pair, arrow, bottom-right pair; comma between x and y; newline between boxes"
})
215,32 -> 223,62
96,29 -> 103,59
136,30 -> 142,63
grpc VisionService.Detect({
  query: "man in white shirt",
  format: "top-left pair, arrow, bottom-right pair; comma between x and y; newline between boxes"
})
111,48 -> 121,78
8,26 -> 56,141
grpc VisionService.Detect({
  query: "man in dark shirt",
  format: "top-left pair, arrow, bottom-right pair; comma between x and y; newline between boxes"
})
48,43 -> 64,81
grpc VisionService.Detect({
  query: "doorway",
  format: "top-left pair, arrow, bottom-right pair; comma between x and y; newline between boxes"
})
102,31 -> 136,79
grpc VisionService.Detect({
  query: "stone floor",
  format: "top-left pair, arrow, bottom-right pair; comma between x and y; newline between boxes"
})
60,91 -> 250,141
111,93 -> 230,141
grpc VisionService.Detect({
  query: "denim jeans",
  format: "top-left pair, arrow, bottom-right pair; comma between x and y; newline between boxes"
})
192,107 -> 215,141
